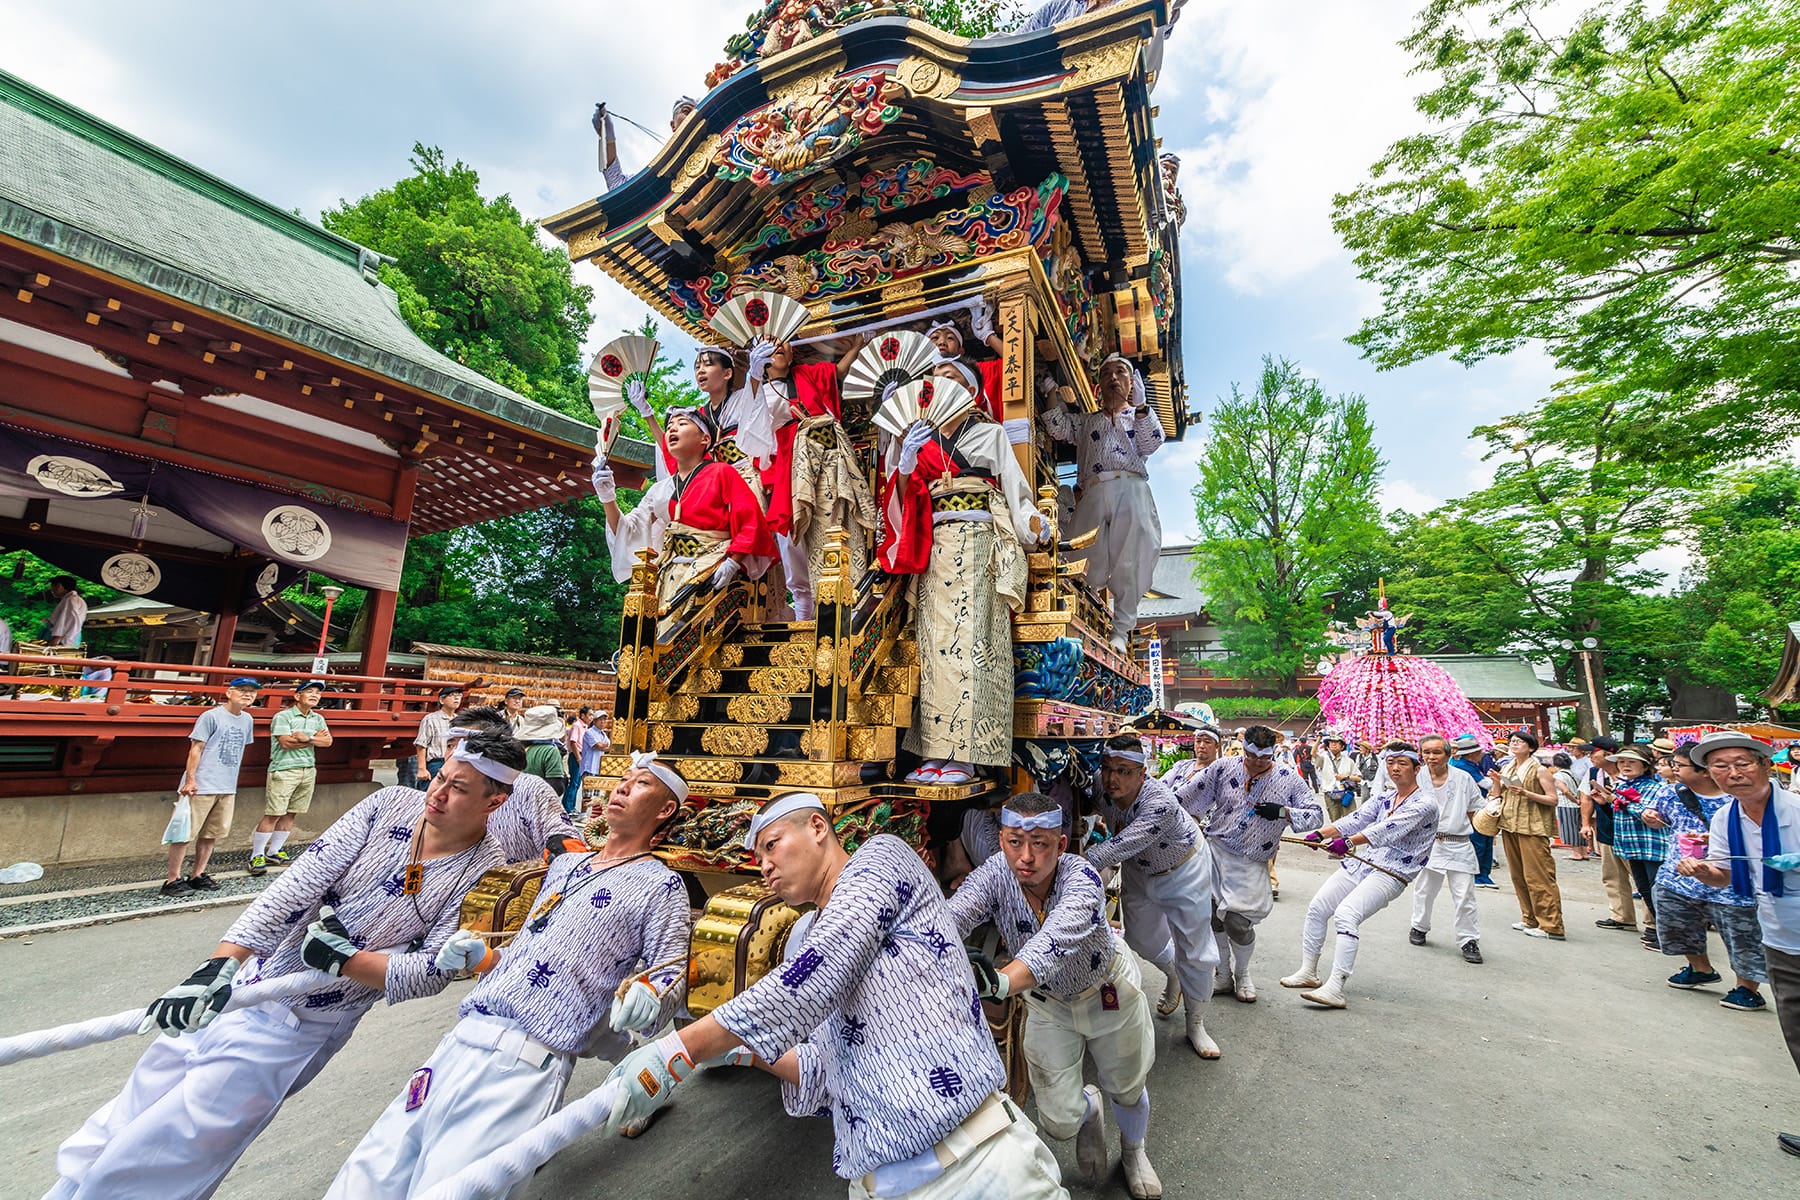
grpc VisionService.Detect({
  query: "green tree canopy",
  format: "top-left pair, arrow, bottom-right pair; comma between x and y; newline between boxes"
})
1335,0 -> 1800,445
1191,356 -> 1384,689
323,145 -> 596,419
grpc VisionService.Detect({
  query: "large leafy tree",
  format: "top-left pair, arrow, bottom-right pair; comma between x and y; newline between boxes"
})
1335,0 -> 1800,446
1191,356 -> 1384,690
323,145 -> 595,418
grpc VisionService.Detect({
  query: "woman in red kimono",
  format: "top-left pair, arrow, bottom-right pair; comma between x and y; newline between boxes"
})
882,358 -> 1049,786
593,407 -> 775,621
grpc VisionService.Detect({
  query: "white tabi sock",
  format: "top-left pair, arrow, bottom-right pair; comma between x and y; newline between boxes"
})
1230,936 -> 1255,979
267,831 -> 291,856
251,832 -> 271,860
1111,1090 -> 1150,1145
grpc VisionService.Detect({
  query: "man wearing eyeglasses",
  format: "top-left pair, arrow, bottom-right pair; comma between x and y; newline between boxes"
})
1678,731 -> 1800,1160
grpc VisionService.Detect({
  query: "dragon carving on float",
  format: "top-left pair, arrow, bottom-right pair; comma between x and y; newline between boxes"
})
713,71 -> 907,187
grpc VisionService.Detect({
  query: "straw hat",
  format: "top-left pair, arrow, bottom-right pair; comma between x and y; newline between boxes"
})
1471,803 -> 1502,838
513,704 -> 565,742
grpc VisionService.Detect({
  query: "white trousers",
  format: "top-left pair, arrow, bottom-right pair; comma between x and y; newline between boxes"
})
847,1107 -> 1069,1200
1119,846 -> 1220,1002
1069,474 -> 1160,640
1023,953 -> 1154,1140
326,1015 -> 576,1200
1211,844 -> 1275,924
1411,867 -> 1480,945
48,1001 -> 359,1200
777,532 -> 814,619
1300,868 -> 1408,977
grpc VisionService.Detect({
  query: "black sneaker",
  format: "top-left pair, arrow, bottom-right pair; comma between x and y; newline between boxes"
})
1594,918 -> 1637,931
1640,929 -> 1661,951
1779,1132 -> 1800,1158
160,879 -> 192,897
1409,928 -> 1427,946
1668,966 -> 1721,990
187,873 -> 219,891
1719,986 -> 1767,1012
1461,941 -> 1483,964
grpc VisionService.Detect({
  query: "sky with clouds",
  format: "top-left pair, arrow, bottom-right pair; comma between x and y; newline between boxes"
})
4,1 -> 1575,548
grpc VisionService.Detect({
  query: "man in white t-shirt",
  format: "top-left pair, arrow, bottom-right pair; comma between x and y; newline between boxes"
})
1681,731 -> 1800,1161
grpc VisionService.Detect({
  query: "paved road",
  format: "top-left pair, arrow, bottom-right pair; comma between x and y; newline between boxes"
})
2,849 -> 1793,1199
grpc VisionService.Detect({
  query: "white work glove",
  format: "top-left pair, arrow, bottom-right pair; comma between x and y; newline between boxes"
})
626,378 -> 652,420
139,955 -> 241,1036
710,557 -> 744,590
1038,374 -> 1061,404
603,1031 -> 695,1135
609,979 -> 663,1035
700,1045 -> 757,1070
591,457 -> 617,503
880,380 -> 900,407
898,419 -> 932,475
971,299 -> 996,343
435,929 -> 490,974
746,338 -> 775,383
300,904 -> 360,976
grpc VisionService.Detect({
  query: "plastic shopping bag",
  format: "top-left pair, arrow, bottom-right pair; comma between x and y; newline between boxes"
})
163,796 -> 193,845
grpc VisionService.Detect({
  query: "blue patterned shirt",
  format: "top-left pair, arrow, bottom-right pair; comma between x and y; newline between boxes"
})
1651,789 -> 1752,907
461,853 -> 690,1056
947,852 -> 1120,999
1087,777 -> 1201,875
713,835 -> 1004,1179
1332,787 -> 1441,882
1611,775 -> 1674,861
491,771 -> 582,864
225,786 -> 504,1015
1177,758 -> 1325,862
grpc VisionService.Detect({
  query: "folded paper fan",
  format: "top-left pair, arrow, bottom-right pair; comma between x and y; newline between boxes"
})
710,290 -> 809,348
587,335 -> 659,420
844,330 -> 936,406
875,375 -> 977,440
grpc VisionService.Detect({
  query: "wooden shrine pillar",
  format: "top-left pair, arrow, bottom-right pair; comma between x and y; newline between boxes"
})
359,454 -> 419,687
207,561 -> 244,667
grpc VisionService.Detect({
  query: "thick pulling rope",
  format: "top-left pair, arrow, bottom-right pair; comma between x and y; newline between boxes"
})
1279,835 -> 1410,884
416,1078 -> 623,1200
0,969 -> 347,1068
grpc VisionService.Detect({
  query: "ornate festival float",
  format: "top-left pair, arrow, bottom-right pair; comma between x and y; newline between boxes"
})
465,0 -> 1193,1019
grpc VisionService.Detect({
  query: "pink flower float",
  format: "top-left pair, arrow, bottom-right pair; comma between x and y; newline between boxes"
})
1318,654 -> 1495,753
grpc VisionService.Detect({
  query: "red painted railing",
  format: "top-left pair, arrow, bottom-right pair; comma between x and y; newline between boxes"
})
0,651 -> 439,731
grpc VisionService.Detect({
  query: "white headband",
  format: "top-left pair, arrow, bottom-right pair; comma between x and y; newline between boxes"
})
1194,726 -> 1222,743
1243,743 -> 1277,758
628,751 -> 690,806
929,349 -> 980,392
451,746 -> 521,786
998,807 -> 1063,831
444,726 -> 481,742
1102,747 -> 1147,764
744,792 -> 827,850
1383,749 -> 1422,764
924,319 -> 963,341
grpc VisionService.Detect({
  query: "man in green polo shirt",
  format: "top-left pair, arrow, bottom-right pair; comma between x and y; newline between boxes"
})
251,680 -> 333,875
